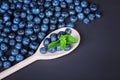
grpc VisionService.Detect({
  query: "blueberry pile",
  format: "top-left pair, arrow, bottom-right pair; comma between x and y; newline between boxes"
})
0,0 -> 102,70
40,28 -> 72,54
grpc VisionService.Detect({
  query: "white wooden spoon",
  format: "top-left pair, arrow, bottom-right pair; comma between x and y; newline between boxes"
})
0,27 -> 80,79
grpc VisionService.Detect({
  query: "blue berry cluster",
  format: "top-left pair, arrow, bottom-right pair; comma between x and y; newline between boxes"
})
0,0 -> 102,70
40,28 -> 72,54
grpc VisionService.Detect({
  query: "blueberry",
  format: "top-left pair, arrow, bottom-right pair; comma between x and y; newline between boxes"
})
58,17 -> 65,23
77,13 -> 85,20
3,38 -> 9,43
8,33 -> 15,39
28,50 -> 34,56
0,43 -> 8,51
29,34 -> 37,41
68,3 -> 75,9
1,32 -> 7,37
1,56 -> 7,61
29,42 -> 39,50
55,7 -> 61,12
83,8 -> 90,14
9,39 -> 16,46
26,9 -> 31,14
15,54 -> 24,62
0,50 -> 3,57
74,0 -> 80,6
0,36 -> 3,43
69,10 -> 76,15
39,12 -> 45,19
65,44 -> 71,51
75,6 -> 82,13
60,2 -> 67,8
65,28 -> 72,34
3,61 -> 11,69
13,0 -> 17,3
16,2 -> 22,9
3,27 -> 10,33
33,25 -> 40,33
38,32 -> 46,40
83,18 -> 90,24
90,3 -> 97,12
81,1 -> 88,8
19,21 -> 25,28
0,24 -> 3,29
52,0 -> 59,6
20,12 -> 26,19
27,14 -> 33,21
65,0 -> 73,4
56,46 -> 61,51
5,21 -> 12,27
70,16 -> 78,23
50,24 -> 56,30
34,17 -> 41,24
24,0 -> 31,4
45,10 -> 53,17
58,23 -> 65,29
3,13 -> 10,22
50,33 -> 57,42
57,31 -> 65,39
88,14 -> 95,21
8,56 -> 15,62
17,30 -> 25,36
95,12 -> 102,19
44,1 -> 51,8
10,4 -> 15,10
13,11 -> 20,17
22,4 -> 29,10
25,28 -> 33,35
66,22 -> 75,27
7,10 -> 12,15
43,38 -> 50,47
16,36 -> 22,42
1,2 -> 9,10
55,12 -> 61,17
21,49 -> 27,55
30,2 -> 36,8
22,37 -> 30,46
48,48 -> 56,53
49,6 -> 55,11
13,17 -> 20,24
50,17 -> 57,24
15,43 -> 22,50
11,48 -> 19,56
41,24 -> 48,32
11,24 -> 18,32
40,47 -> 47,54
61,12 -> 69,18
0,8 -> 5,13
43,18 -> 49,24
26,21 -> 34,28
0,19 -> 3,24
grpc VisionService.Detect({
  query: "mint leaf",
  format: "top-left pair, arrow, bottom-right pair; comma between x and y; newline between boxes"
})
48,40 -> 59,49
60,36 -> 66,50
64,35 -> 78,44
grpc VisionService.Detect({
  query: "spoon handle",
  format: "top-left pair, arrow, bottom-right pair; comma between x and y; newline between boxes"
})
0,54 -> 38,80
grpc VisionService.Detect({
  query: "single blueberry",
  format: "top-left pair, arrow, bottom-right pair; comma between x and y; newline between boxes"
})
0,36 -> 3,43
13,17 -> 20,24
5,21 -> 12,27
32,8 -> 40,15
56,46 -> 61,51
81,1 -> 88,8
55,7 -> 61,12
70,16 -> 78,23
16,2 -> 22,9
19,21 -> 25,28
8,56 -> 15,62
29,34 -> 37,41
55,12 -> 61,18
83,18 -> 90,24
95,12 -> 102,19
41,24 -> 48,32
1,56 -> 7,61
48,48 -> 56,53
0,50 -> 3,57
77,13 -> 85,20
39,12 -> 45,19
68,3 -> 75,9
0,43 -> 8,51
65,28 -> 72,34
58,17 -> 65,23
38,32 -> 46,40
34,17 -> 41,24
58,23 -> 65,29
21,49 -> 27,55
66,22 -> 75,27
65,0 -> 73,4
16,36 -> 22,42
7,10 -> 12,15
43,38 -> 50,47
10,4 -> 15,10
83,8 -> 90,14
8,33 -> 15,39
1,32 -> 7,37
22,37 -> 30,46
1,2 -> 9,10
15,54 -> 24,62
28,50 -> 34,56
50,24 -> 56,31
17,30 -> 25,36
24,0 -> 31,4
61,12 -> 69,18
90,3 -> 97,12
0,8 -> 5,13
11,48 -> 19,56
26,21 -> 34,28
25,28 -> 33,35
57,31 -> 65,39
69,10 -> 76,15
3,27 -> 10,33
43,18 -> 49,24
75,6 -> 82,13
45,10 -> 53,17
88,14 -> 95,21
3,61 -> 11,69
20,12 -> 26,19
60,2 -> 67,8
50,17 -> 57,24
29,42 -> 39,50
15,43 -> 22,50
74,0 -> 80,6
44,1 -> 51,8
52,0 -> 59,6
22,4 -> 29,11
50,33 -> 57,42
9,39 -> 16,46
11,24 -> 18,32
27,14 -> 33,21
3,13 -> 10,22
65,44 -> 71,51
13,11 -> 20,17
40,47 -> 47,54
0,24 -> 3,29
33,25 -> 40,33
3,38 -> 9,43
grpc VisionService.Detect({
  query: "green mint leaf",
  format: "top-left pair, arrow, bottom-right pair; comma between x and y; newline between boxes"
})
60,37 -> 66,50
48,40 -> 59,49
64,35 -> 78,44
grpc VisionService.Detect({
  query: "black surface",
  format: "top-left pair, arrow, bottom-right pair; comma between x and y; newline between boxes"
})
3,0 -> 120,80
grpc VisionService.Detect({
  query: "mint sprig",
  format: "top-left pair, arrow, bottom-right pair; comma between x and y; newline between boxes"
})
48,34 -> 78,50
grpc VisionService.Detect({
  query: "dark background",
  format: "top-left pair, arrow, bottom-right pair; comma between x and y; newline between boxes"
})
3,0 -> 120,80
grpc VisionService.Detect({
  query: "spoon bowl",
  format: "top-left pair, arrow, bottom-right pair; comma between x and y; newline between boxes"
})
0,27 -> 80,79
